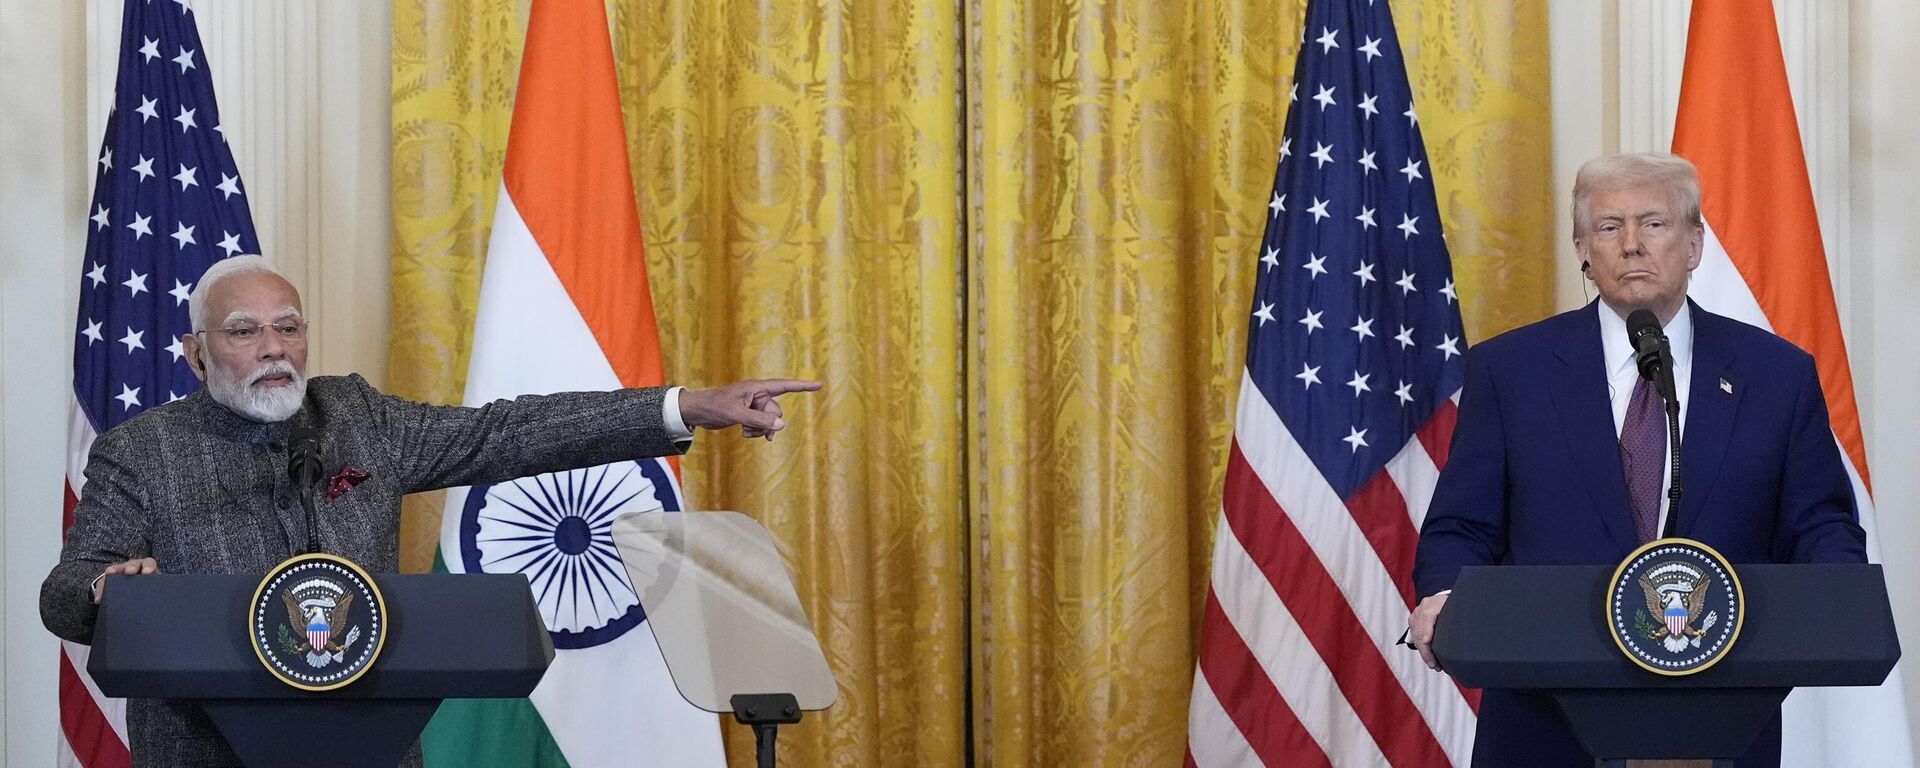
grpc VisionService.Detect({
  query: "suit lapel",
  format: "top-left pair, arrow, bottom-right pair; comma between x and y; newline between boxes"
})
1549,303 -> 1639,551
1676,303 -> 1740,537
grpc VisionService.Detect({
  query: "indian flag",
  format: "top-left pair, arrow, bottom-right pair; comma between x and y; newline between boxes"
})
419,0 -> 724,765
1673,0 -> 1913,764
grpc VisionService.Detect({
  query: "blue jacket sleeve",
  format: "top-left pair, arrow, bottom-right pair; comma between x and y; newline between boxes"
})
1412,344 -> 1510,598
1774,358 -> 1867,564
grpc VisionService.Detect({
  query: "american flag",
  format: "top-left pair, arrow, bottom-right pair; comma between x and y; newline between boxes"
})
1185,1 -> 1479,765
61,1 -> 257,765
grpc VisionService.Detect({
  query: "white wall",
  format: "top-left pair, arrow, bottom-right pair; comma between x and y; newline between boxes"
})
1,2 -> 89,764
1852,0 -> 1920,752
1551,0 -> 1920,757
0,1 -> 390,763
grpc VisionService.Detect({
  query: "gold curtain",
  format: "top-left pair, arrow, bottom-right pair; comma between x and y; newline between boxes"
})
388,0 -> 524,572
966,3 -> 1550,763
608,0 -> 972,763
389,0 -> 1551,765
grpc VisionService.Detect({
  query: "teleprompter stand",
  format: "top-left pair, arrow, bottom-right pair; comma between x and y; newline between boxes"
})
613,511 -> 840,768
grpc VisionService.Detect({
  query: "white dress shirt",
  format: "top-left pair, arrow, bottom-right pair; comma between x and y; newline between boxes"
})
1596,301 -> 1693,536
662,386 -> 694,442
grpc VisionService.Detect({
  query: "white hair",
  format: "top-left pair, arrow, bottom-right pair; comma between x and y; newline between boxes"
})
1571,152 -> 1704,239
187,255 -> 291,331
206,359 -> 306,422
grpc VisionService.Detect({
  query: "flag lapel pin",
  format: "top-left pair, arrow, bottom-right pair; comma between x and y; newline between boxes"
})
1719,378 -> 1733,395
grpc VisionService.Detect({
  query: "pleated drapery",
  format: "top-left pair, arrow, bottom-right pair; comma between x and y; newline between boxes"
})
389,0 -> 1552,763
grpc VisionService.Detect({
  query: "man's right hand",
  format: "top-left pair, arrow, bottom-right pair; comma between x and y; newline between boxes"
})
1409,592 -> 1449,671
92,558 -> 157,603
677,379 -> 823,440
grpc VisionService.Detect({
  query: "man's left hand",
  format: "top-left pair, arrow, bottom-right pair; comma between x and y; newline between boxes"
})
678,379 -> 823,440
1409,592 -> 1449,671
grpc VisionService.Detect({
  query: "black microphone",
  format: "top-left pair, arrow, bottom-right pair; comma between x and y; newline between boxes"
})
1625,309 -> 1674,399
288,423 -> 324,555
1624,308 -> 1684,537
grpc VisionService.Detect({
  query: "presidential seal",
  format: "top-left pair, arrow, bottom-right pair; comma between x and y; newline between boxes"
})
248,553 -> 388,691
1607,538 -> 1744,676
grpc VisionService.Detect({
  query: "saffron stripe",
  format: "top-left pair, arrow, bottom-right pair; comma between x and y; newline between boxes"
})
499,0 -> 664,389
1674,0 -> 1869,491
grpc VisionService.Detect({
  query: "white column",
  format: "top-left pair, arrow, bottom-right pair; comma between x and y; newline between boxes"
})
1851,0 -> 1920,748
1548,0 -> 1610,310
0,1 -> 89,765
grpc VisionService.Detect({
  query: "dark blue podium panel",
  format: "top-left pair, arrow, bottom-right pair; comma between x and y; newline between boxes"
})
89,573 -> 553,700
1433,564 -> 1899,761
87,573 -> 553,767
1435,564 -> 1897,689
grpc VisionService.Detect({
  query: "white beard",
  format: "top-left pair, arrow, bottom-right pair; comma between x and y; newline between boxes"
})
207,359 -> 307,422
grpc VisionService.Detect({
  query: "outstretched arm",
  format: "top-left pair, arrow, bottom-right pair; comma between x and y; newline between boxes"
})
358,374 -> 824,493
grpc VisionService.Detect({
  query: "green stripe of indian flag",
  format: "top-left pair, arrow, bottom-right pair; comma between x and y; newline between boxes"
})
421,551 -> 573,768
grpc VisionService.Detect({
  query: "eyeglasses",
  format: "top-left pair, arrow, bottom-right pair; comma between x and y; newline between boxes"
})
196,320 -> 308,345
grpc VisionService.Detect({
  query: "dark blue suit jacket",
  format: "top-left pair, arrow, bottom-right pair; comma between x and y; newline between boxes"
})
1412,300 -> 1865,767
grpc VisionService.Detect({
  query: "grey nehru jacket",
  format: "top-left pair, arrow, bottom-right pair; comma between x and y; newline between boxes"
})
41,373 -> 688,767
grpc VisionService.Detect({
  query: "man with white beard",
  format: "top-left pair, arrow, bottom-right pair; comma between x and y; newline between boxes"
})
40,255 -> 818,766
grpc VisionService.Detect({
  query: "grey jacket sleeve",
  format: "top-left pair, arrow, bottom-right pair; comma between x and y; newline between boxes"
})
346,375 -> 688,493
40,429 -> 154,645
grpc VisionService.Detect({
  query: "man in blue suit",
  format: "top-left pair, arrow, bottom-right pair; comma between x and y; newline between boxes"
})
1406,153 -> 1865,767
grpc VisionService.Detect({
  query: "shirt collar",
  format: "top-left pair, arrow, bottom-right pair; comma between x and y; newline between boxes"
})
1597,299 -> 1693,379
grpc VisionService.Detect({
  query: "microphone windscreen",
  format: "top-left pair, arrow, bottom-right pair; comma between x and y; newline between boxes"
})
288,424 -> 323,485
1625,308 -> 1662,340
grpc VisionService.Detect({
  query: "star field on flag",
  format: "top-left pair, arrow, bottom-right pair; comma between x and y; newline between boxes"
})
74,0 -> 260,433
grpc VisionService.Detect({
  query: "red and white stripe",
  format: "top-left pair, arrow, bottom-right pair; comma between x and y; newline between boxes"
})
59,399 -> 131,768
1187,373 -> 1476,767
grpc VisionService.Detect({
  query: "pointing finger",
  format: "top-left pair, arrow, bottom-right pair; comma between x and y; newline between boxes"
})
751,379 -> 822,396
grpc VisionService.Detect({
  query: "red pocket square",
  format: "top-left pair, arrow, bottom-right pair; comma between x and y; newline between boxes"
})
326,466 -> 369,501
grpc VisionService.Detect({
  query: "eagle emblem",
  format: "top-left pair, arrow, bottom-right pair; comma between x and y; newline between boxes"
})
284,589 -> 358,664
250,553 -> 386,690
1607,538 -> 1744,676
1636,562 -> 1720,653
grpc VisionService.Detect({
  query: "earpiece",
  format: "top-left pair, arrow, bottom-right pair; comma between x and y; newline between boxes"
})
1581,260 -> 1591,274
